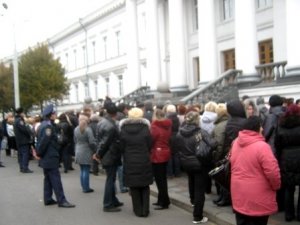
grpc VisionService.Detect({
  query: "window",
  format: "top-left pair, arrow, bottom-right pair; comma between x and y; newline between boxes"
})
73,49 -> 77,69
92,41 -> 96,64
84,82 -> 89,98
193,57 -> 200,84
222,0 -> 234,21
94,80 -> 98,100
193,0 -> 198,31
103,36 -> 107,60
105,77 -> 110,96
65,53 -> 69,71
75,84 -> 79,102
223,49 -> 235,71
116,31 -> 120,56
259,39 -> 273,64
257,0 -> 272,9
118,75 -> 123,97
82,45 -> 86,66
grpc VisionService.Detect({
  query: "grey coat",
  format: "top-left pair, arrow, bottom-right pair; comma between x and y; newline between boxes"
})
74,126 -> 97,165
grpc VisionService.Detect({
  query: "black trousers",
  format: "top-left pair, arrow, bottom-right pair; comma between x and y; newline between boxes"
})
187,171 -> 207,221
235,212 -> 269,225
152,162 -> 170,207
43,168 -> 67,204
130,186 -> 150,217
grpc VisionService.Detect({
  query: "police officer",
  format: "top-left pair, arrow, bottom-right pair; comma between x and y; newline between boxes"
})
13,107 -> 33,173
36,104 -> 75,208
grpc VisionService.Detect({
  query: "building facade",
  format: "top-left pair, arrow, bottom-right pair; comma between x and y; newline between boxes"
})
47,0 -> 300,110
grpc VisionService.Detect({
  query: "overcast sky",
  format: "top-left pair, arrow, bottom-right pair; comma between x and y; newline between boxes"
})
0,0 -> 111,59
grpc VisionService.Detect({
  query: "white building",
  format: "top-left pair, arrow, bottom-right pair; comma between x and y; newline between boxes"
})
46,0 -> 300,110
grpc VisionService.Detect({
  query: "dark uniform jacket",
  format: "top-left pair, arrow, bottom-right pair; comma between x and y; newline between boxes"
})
13,115 -> 32,147
275,115 -> 300,186
36,120 -> 60,169
119,118 -> 153,187
96,116 -> 121,167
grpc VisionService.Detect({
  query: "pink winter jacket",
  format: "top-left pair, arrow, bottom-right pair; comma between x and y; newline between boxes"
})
230,130 -> 281,216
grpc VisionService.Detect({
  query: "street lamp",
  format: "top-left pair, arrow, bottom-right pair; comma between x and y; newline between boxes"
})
2,2 -> 20,109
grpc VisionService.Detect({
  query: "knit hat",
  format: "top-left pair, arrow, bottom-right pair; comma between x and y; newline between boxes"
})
269,95 -> 283,107
184,111 -> 199,125
128,107 -> 144,119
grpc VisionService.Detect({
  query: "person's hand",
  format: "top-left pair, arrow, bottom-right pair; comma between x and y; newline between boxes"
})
93,153 -> 100,162
32,148 -> 41,160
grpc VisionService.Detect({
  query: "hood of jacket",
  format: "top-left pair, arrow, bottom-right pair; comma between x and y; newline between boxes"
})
227,100 -> 246,118
236,130 -> 265,148
119,118 -> 150,134
179,124 -> 200,138
201,111 -> 217,124
151,119 -> 172,130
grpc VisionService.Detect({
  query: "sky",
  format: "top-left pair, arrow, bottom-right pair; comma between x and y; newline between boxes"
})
0,0 -> 111,59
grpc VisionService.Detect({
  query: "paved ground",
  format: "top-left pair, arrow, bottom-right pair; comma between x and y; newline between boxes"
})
1,152 -> 299,225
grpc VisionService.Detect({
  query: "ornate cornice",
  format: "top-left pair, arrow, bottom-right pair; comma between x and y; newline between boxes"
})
48,0 -> 126,45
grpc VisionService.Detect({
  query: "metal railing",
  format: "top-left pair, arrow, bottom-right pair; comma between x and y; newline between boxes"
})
180,69 -> 242,104
113,86 -> 151,106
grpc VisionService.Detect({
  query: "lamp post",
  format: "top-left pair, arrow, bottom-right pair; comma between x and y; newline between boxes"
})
2,2 -> 20,109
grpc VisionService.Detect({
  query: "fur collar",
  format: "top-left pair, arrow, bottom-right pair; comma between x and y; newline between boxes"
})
119,117 -> 150,129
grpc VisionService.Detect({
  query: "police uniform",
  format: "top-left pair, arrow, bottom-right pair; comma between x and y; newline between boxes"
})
13,107 -> 33,173
36,104 -> 75,208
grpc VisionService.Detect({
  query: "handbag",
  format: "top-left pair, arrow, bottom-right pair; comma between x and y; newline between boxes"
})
194,131 -> 213,166
208,152 -> 231,191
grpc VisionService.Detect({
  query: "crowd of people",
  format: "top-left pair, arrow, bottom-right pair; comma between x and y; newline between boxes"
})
1,95 -> 300,224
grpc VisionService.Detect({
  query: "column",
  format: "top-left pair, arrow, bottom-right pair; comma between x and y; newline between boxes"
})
146,0 -> 161,90
198,0 -> 218,83
235,0 -> 258,75
168,0 -> 188,92
124,0 -> 141,94
286,0 -> 300,76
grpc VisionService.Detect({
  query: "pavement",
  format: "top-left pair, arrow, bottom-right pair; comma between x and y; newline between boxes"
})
149,174 -> 300,225
1,152 -> 298,225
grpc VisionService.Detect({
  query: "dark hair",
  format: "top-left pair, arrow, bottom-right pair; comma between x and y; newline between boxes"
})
105,103 -> 118,115
242,116 -> 261,132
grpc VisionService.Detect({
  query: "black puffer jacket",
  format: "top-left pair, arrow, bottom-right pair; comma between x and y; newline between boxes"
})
275,115 -> 300,186
176,124 -> 216,172
223,100 -> 247,153
119,118 -> 153,187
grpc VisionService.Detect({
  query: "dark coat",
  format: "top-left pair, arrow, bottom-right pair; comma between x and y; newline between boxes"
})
166,112 -> 180,154
13,115 -> 32,147
96,116 -> 121,167
176,124 -> 216,172
119,118 -> 153,187
223,100 -> 247,153
275,115 -> 300,186
263,106 -> 284,155
36,120 -> 60,169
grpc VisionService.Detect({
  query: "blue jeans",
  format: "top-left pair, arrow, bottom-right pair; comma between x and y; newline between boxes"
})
103,165 -> 120,209
80,164 -> 91,192
117,165 -> 127,191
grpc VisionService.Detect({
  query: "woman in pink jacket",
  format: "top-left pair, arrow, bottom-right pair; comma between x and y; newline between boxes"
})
230,116 -> 281,225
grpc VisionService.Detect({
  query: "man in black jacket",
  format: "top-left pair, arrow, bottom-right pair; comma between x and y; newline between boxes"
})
13,107 -> 33,173
93,102 -> 123,212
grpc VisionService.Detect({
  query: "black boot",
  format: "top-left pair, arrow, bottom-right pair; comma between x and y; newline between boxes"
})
213,194 -> 223,205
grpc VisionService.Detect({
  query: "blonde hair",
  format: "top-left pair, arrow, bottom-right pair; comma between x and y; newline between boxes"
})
79,113 -> 89,133
215,103 -> 228,118
204,101 -> 218,112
